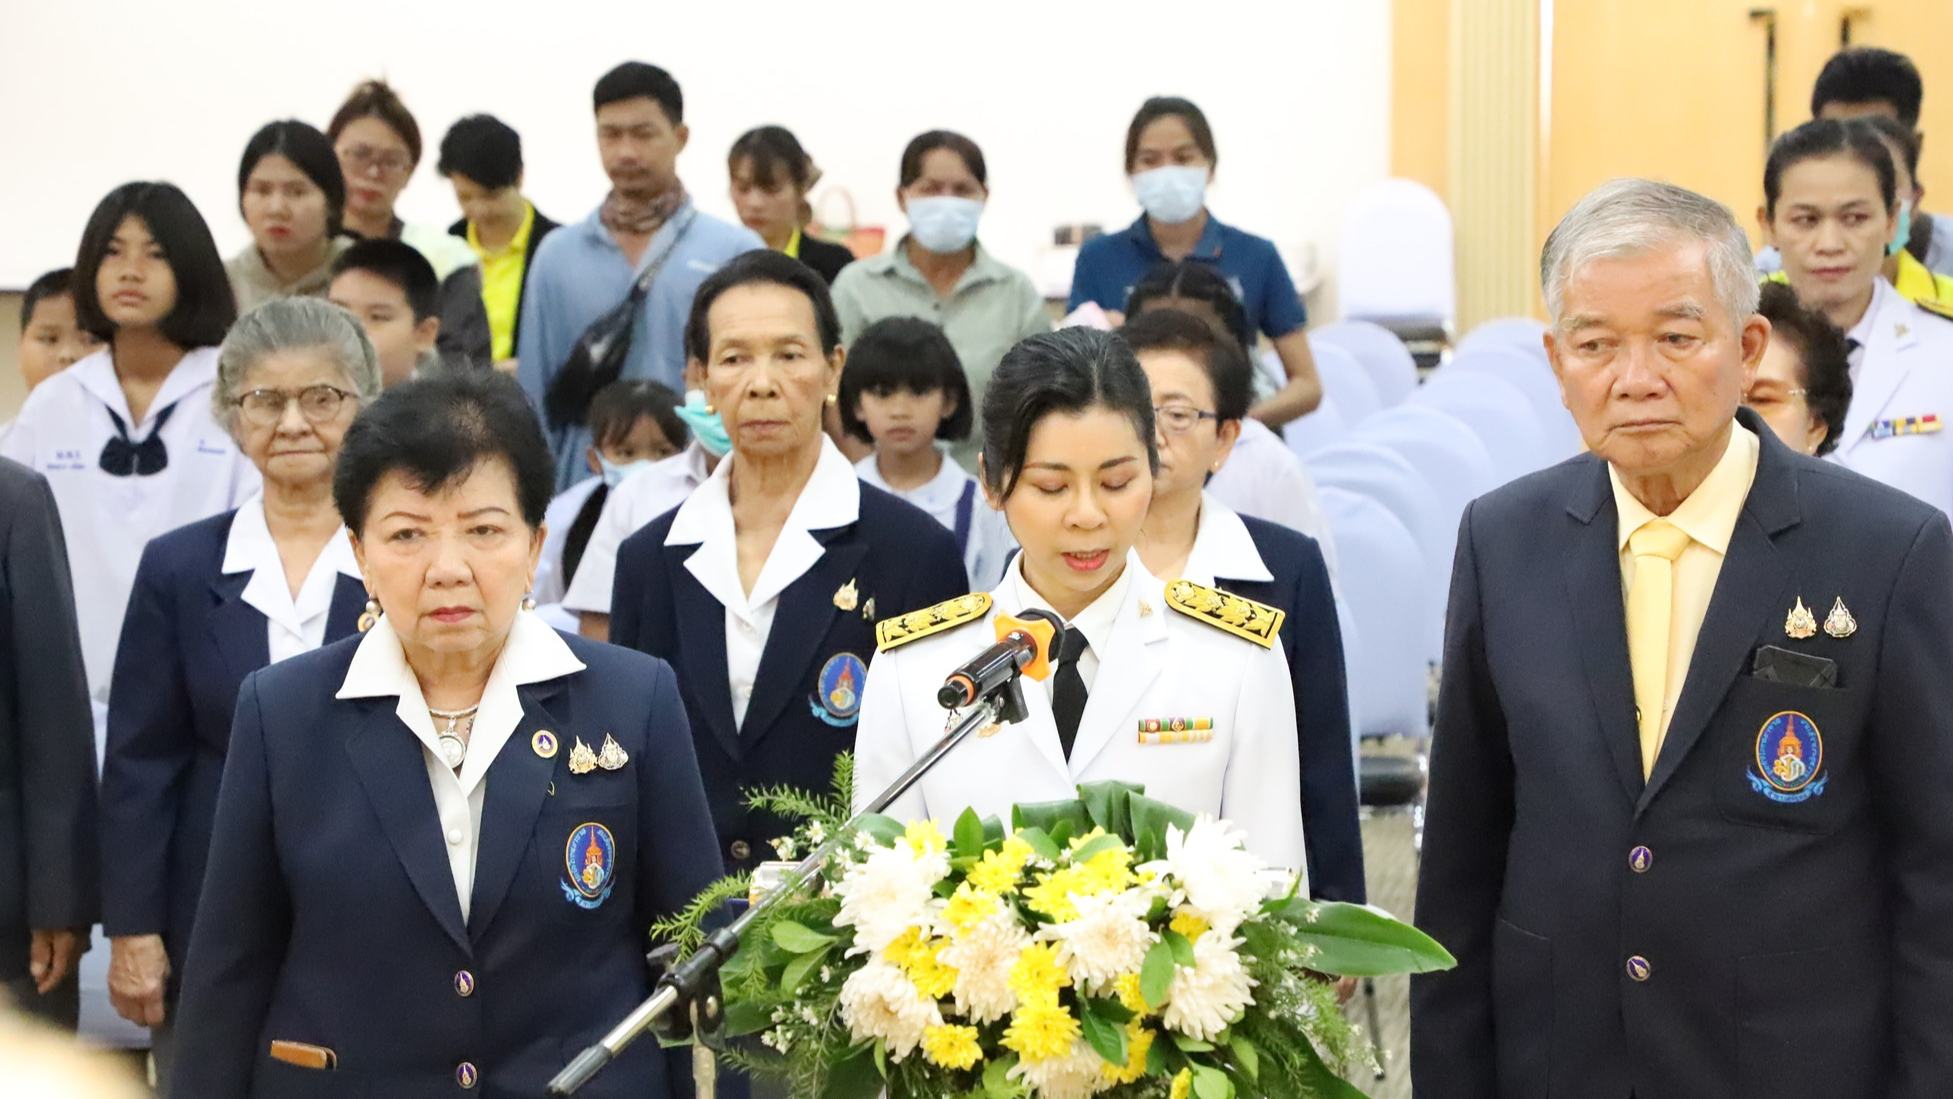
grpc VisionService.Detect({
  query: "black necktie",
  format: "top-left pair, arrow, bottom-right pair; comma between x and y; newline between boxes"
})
1051,626 -> 1089,758
99,403 -> 175,477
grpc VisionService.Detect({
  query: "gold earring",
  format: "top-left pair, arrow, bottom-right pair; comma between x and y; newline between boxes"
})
703,403 -> 716,414
825,393 -> 839,406
358,597 -> 381,633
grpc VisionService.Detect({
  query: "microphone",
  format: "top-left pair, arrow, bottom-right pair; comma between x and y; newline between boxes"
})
936,609 -> 1062,710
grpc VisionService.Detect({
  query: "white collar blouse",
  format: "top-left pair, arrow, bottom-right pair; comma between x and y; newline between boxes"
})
221,495 -> 364,666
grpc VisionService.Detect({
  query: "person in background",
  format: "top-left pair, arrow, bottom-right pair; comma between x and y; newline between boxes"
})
1812,47 -> 1949,273
841,317 -> 1014,589
608,250 -> 965,873
1069,97 -> 1322,428
517,61 -> 762,492
1120,308 -> 1359,902
325,79 -> 492,368
1850,116 -> 1953,308
1743,282 -> 1852,457
0,459 -> 97,1033
829,130 -> 1050,471
4,270 -> 102,446
532,379 -> 686,631
224,121 -> 351,313
100,299 -> 378,1092
168,370 -> 722,1099
329,238 -> 442,388
1761,118 -> 1953,515
438,114 -> 560,373
1125,261 -> 1336,569
728,125 -> 855,284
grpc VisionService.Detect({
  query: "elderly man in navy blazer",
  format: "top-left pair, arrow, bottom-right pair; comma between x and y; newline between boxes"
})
1412,179 -> 1953,1099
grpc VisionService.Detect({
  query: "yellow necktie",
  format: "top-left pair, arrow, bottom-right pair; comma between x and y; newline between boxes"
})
1627,519 -> 1692,778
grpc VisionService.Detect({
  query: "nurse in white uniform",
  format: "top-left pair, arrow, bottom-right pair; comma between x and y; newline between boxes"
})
854,327 -> 1306,873
1761,117 -> 1953,515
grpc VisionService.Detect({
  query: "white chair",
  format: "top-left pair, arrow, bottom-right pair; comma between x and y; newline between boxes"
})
1337,179 -> 1456,348
1443,345 -> 1583,462
1283,394 -> 1349,460
1456,316 -> 1551,367
1310,341 -> 1382,425
1320,487 -> 1428,739
1313,320 -> 1420,408
1303,442 -> 1447,664
1410,372 -> 1549,486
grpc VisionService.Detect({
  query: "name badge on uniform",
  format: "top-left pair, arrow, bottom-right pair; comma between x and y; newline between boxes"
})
810,653 -> 866,727
1748,711 -> 1827,804
562,822 -> 616,909
1870,414 -> 1942,440
1137,717 -> 1214,744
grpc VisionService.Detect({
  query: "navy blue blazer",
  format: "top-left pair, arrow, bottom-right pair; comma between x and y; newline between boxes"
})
100,510 -> 365,989
170,631 -> 722,1099
1221,517 -> 1363,903
610,483 -> 966,872
1411,411 -> 1953,1099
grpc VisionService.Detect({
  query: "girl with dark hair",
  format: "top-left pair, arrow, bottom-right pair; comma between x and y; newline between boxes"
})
1068,97 -> 1324,429
853,327 -> 1307,871
1760,116 -> 1953,515
728,125 -> 856,284
225,120 -> 353,313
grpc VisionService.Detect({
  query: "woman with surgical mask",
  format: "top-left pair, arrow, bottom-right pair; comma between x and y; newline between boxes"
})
1069,97 -> 1324,429
829,130 -> 1050,471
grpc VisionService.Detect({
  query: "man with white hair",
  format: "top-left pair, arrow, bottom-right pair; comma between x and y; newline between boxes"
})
1411,178 -> 1953,1099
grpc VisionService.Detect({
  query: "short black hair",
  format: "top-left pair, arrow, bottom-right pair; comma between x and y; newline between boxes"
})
684,249 -> 841,363
1849,113 -> 1921,181
73,182 -> 237,348
238,120 -> 346,238
332,238 -> 440,322
593,62 -> 683,124
1125,97 -> 1218,173
729,125 -> 812,192
20,268 -> 73,329
1812,47 -> 1924,129
1126,260 -> 1254,353
588,378 -> 687,453
326,79 -> 422,166
437,114 -> 524,191
980,328 -> 1158,500
1117,308 -> 1254,422
1764,117 -> 1896,217
1757,282 -> 1852,458
838,317 -> 974,444
898,131 -> 987,189
334,369 -> 553,533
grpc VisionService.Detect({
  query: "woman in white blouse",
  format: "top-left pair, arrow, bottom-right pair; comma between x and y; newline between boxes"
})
98,299 -> 380,1080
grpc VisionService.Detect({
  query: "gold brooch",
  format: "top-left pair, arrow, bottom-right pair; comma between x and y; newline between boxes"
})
1785,597 -> 1817,640
568,737 -> 599,775
833,579 -> 859,612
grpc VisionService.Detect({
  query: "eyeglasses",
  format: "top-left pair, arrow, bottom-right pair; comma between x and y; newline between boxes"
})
1742,387 -> 1807,408
1154,404 -> 1222,435
339,144 -> 412,176
232,385 -> 357,427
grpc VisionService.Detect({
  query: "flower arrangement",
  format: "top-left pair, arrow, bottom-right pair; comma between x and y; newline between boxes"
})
654,764 -> 1453,1099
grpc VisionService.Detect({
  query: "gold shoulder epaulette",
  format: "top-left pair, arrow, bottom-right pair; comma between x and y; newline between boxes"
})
1164,580 -> 1284,649
1918,296 -> 1953,322
875,593 -> 993,652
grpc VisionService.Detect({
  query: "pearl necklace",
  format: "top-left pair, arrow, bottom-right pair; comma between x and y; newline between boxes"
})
427,705 -> 480,770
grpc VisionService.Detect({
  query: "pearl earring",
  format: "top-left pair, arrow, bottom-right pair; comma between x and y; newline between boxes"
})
358,597 -> 382,633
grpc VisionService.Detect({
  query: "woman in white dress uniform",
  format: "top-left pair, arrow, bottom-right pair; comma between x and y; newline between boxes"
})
853,327 -> 1306,872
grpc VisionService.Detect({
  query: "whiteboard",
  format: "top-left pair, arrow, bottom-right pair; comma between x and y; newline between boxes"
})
0,0 -> 1391,294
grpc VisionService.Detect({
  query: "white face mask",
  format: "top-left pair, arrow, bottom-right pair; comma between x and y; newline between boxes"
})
597,454 -> 656,488
906,196 -> 984,254
1132,165 -> 1209,225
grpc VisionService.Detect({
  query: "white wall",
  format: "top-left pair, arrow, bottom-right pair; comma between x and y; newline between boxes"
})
0,0 -> 1389,297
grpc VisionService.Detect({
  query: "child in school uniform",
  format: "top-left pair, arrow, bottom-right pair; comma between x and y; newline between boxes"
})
841,317 -> 1015,588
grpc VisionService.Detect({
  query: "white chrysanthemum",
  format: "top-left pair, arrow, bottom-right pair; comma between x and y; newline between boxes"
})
938,909 -> 1031,1023
1161,931 -> 1257,1041
838,957 -> 941,1061
833,840 -> 950,954
1140,817 -> 1267,934
1035,888 -> 1155,993
1007,1038 -> 1111,1099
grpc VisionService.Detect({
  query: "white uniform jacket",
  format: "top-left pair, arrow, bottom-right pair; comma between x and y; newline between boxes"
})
853,552 -> 1307,877
1829,278 -> 1953,517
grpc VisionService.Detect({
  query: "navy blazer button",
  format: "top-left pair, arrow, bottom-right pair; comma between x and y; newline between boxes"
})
456,1062 -> 479,1088
1626,955 -> 1652,982
1629,846 -> 1653,873
454,970 -> 475,997
730,840 -> 751,860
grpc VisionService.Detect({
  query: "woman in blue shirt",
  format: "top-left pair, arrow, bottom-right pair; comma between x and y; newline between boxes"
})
1068,97 -> 1323,428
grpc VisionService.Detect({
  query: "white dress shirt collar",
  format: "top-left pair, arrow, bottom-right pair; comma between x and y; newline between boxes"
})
222,495 -> 362,654
666,436 -> 861,611
854,448 -> 966,512
1001,549 -> 1136,648
70,346 -> 220,430
1182,494 -> 1274,586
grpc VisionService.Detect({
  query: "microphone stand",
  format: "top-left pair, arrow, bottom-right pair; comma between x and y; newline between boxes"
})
548,672 -> 1034,1095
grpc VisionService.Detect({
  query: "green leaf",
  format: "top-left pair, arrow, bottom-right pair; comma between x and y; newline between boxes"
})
1171,1034 -> 1215,1053
770,920 -> 837,954
819,1044 -> 884,1099
983,1053 -> 1019,1098
1077,779 -> 1145,836
1079,1006 -> 1128,1066
1191,1062 -> 1234,1099
1268,899 -> 1459,977
1285,1035 -> 1371,1099
1015,826 -> 1061,862
854,813 -> 906,846
1012,797 -> 1093,839
723,998 -> 773,1038
1141,939 -> 1176,1009
873,1038 -> 888,1079
980,814 -> 1007,848
1146,1033 -> 1170,1074
1127,793 -> 1196,859
1228,1033 -> 1259,1081
1163,928 -> 1195,967
1048,818 -> 1076,850
952,807 -> 985,861
1069,832 -> 1125,865
780,944 -> 829,991
1084,995 -> 1134,1025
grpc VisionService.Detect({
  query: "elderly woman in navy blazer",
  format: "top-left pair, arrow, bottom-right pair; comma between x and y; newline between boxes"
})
609,250 -> 966,872
170,370 -> 721,1098
99,299 -> 380,1069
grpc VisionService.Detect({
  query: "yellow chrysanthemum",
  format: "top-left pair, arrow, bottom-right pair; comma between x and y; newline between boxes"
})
1024,867 -> 1092,922
967,836 -> 1034,894
1007,941 -> 1072,1005
1112,972 -> 1147,1015
884,927 -> 958,998
1001,999 -> 1080,1062
1068,827 -> 1108,850
1169,1067 -> 1193,1099
1102,1024 -> 1155,1084
883,927 -> 928,967
922,1023 -> 983,1071
1169,910 -> 1210,942
942,883 -> 1002,933
903,819 -> 948,856
1078,846 -> 1135,892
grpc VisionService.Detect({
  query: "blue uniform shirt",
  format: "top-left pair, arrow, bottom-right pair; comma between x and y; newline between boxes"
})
1068,212 -> 1308,338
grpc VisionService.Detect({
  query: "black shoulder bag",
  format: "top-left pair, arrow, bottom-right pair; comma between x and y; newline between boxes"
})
543,206 -> 699,431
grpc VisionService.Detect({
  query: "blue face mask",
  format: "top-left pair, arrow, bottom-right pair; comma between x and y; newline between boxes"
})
906,196 -> 984,254
596,454 -> 656,488
1132,165 -> 1209,225
1889,199 -> 1914,258
674,390 -> 732,457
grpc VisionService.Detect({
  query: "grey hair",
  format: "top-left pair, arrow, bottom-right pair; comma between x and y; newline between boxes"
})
213,298 -> 385,431
1541,178 -> 1760,328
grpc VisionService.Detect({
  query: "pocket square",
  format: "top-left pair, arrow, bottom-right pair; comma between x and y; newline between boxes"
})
269,1040 -> 336,1070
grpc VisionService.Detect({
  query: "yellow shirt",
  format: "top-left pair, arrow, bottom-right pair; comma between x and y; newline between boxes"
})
1765,256 -> 1953,312
1610,422 -> 1760,740
783,226 -> 802,259
466,201 -> 536,362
